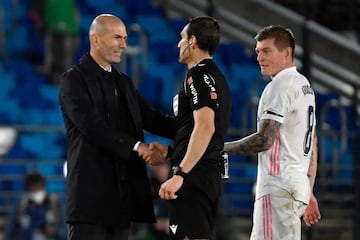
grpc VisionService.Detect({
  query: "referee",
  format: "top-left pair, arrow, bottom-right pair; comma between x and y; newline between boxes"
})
157,16 -> 231,240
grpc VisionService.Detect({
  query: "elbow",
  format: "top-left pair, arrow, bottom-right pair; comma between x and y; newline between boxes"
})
207,123 -> 215,137
263,142 -> 273,151
262,136 -> 276,151
198,123 -> 215,139
209,124 -> 215,136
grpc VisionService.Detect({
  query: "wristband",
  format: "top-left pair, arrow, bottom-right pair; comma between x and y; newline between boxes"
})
172,166 -> 187,179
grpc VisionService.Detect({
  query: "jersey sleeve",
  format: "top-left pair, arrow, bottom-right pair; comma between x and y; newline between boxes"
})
261,78 -> 295,123
185,73 -> 219,111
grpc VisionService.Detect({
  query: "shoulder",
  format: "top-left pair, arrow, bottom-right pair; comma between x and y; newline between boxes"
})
61,64 -> 82,82
188,66 -> 214,85
59,66 -> 83,93
114,69 -> 132,83
113,69 -> 137,91
273,70 -> 305,91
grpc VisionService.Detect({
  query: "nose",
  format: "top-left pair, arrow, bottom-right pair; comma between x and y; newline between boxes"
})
178,39 -> 186,49
121,39 -> 126,48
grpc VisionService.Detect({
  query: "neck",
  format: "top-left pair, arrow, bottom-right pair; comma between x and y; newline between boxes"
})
187,53 -> 212,69
90,51 -> 111,71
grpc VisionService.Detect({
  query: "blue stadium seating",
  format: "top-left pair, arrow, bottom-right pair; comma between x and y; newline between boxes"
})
136,15 -> 176,43
0,0 -> 358,222
124,0 -> 164,16
85,0 -> 126,15
40,85 -> 59,108
0,164 -> 27,175
0,98 -> 21,123
3,26 -> 29,58
0,72 -> 16,100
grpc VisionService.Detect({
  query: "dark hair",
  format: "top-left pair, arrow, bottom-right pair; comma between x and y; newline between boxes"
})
186,16 -> 220,56
255,25 -> 295,58
24,171 -> 46,190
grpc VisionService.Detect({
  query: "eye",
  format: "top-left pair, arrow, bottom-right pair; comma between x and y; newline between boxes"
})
115,35 -> 127,41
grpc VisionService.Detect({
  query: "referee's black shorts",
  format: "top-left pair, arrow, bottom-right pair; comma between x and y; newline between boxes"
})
168,164 -> 222,240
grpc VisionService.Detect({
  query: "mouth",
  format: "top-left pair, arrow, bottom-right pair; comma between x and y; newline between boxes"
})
114,50 -> 122,56
260,64 -> 268,70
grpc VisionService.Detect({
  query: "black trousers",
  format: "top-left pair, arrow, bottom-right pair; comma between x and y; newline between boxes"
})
68,223 -> 130,240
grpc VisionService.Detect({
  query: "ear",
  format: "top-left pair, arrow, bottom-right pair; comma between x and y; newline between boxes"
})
286,47 -> 292,58
90,34 -> 98,46
189,35 -> 197,46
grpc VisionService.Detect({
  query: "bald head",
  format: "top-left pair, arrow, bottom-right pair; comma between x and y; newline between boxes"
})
88,14 -> 128,68
89,14 -> 125,36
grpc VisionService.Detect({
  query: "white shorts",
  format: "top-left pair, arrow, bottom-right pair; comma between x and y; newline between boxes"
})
250,189 -> 307,240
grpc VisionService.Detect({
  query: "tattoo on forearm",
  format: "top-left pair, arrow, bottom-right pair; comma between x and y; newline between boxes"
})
225,120 -> 281,155
308,146 -> 316,179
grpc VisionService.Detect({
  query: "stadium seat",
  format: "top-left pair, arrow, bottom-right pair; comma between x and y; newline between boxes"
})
146,63 -> 179,110
37,164 -> 56,176
219,43 -> 256,65
150,41 -> 178,64
0,163 -> 27,175
124,0 -> 164,16
40,85 -> 60,109
230,64 -> 262,89
47,180 -> 66,193
43,108 -> 64,126
0,98 -> 21,123
0,72 -> 16,100
4,25 -> 29,59
136,15 -> 176,43
85,0 -> 123,12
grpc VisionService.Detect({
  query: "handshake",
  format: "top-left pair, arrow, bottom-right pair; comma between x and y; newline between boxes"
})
137,142 -> 169,166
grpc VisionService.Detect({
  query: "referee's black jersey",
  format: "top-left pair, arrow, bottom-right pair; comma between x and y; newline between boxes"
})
171,58 -> 231,167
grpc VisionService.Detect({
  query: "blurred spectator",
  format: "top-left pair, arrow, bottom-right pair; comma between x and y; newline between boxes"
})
147,164 -> 170,240
6,171 -> 62,240
0,127 -> 17,158
29,0 -> 80,84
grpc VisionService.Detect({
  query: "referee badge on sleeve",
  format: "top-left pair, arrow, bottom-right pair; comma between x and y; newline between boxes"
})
173,94 -> 179,116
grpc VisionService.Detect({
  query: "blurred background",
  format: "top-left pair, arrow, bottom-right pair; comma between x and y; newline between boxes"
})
0,0 -> 359,239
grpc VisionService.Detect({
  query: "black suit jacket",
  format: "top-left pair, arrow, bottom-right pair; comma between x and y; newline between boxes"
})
59,54 -> 175,225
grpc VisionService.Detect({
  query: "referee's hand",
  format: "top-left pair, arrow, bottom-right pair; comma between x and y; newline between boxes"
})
137,142 -> 165,165
159,175 -> 184,200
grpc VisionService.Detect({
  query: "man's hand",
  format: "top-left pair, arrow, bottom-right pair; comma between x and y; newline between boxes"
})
159,175 -> 183,200
137,142 -> 165,165
303,193 -> 321,227
150,141 -> 168,158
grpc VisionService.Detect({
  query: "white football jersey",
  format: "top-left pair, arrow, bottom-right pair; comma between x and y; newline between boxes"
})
255,66 -> 316,204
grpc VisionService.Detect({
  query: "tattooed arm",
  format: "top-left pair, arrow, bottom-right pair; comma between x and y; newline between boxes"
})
224,119 -> 281,155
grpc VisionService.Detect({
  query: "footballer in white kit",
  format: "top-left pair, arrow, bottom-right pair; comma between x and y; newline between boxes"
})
251,66 -> 316,240
224,25 -> 321,240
